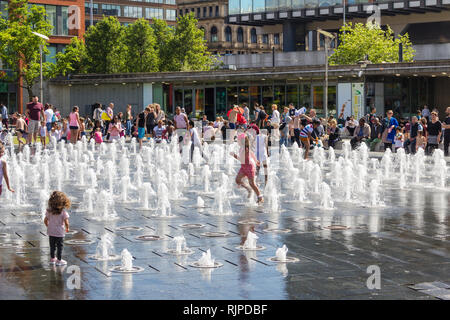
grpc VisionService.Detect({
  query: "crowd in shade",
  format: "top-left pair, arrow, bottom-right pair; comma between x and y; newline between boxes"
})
0,98 -> 449,158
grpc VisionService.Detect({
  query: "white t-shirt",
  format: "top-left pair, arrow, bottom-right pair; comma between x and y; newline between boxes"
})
189,127 -> 201,147
271,110 -> 280,125
44,109 -> 54,124
297,107 -> 306,115
203,126 -> 215,140
51,129 -> 61,141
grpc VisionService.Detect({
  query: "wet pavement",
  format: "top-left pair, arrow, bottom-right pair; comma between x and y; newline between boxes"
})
0,148 -> 449,300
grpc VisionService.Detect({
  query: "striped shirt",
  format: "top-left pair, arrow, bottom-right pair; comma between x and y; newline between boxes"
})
300,124 -> 313,138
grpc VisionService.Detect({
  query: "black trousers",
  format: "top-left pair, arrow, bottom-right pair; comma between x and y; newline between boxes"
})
444,135 -> 450,157
426,143 -> 439,155
384,142 -> 392,151
49,236 -> 64,260
294,128 -> 301,148
404,138 -> 417,154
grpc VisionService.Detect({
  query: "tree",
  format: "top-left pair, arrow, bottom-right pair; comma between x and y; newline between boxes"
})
152,19 -> 176,72
0,0 -> 53,100
51,36 -> 88,77
84,16 -> 126,73
172,13 -> 214,71
329,22 -> 415,65
124,19 -> 158,73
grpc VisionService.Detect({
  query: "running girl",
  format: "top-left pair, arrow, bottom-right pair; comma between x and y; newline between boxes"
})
230,134 -> 264,203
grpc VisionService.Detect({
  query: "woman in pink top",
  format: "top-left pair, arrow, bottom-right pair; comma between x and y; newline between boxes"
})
69,106 -> 81,144
108,115 -> 123,142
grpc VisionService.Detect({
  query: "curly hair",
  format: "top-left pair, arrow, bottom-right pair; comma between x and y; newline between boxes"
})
48,191 -> 71,215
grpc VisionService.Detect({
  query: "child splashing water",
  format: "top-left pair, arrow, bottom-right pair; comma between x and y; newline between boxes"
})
230,134 -> 264,204
44,191 -> 71,266
0,143 -> 14,195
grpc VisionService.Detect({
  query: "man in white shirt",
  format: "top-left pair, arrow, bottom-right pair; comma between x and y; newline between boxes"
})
188,120 -> 202,161
44,104 -> 54,136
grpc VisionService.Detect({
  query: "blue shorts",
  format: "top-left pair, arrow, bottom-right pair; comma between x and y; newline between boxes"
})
138,127 -> 145,139
46,122 -> 52,132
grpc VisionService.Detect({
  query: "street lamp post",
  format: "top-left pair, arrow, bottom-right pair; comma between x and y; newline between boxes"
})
318,29 -> 335,119
32,32 -> 49,104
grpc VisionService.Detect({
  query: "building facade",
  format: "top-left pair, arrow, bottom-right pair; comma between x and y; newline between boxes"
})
48,59 -> 450,122
84,0 -> 178,29
177,0 -> 283,54
1,0 -> 85,113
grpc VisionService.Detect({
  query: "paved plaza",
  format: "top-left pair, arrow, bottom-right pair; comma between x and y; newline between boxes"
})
0,145 -> 449,300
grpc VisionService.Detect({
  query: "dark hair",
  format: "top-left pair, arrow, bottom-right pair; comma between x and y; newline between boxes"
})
189,120 -> 195,127
312,120 -> 321,125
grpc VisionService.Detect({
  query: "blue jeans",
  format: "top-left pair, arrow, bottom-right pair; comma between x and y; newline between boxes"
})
280,136 -> 289,147
126,120 -> 132,136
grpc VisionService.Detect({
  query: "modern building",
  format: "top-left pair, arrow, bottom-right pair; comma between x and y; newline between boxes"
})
84,0 -> 178,29
226,1 -> 450,53
0,0 -> 85,113
177,0 -> 283,54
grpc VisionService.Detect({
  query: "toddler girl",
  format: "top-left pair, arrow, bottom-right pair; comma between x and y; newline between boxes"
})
94,127 -> 103,144
44,191 -> 71,266
394,127 -> 404,152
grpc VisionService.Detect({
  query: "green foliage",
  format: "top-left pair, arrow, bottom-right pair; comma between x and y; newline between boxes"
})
84,16 -> 126,74
124,18 -> 158,73
329,22 -> 415,65
56,14 -> 214,75
0,0 -> 53,99
172,13 -> 215,71
51,37 -> 88,77
152,19 -> 176,71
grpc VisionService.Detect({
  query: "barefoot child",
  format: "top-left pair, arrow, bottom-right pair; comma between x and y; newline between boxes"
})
15,113 -> 28,148
230,134 -> 264,203
39,120 -> 47,148
44,191 -> 71,266
93,127 -> 103,145
0,143 -> 14,195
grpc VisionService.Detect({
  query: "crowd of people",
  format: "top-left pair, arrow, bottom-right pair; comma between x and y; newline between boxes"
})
0,98 -> 449,158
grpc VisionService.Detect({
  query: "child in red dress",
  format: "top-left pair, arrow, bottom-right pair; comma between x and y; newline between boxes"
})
230,134 -> 264,204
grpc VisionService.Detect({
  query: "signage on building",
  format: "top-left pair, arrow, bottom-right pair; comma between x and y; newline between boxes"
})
351,83 -> 364,120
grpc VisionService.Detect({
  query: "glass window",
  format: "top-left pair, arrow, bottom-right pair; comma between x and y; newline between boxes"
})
215,6 -> 219,16
299,84 -> 311,108
227,87 -> 238,107
273,85 -> 285,106
241,0 -> 253,13
274,33 -> 280,45
45,5 -> 57,35
262,86 -> 273,107
102,4 -> 120,16
225,26 -> 232,42
124,6 -> 142,18
266,0 -> 278,12
209,6 -> 212,17
165,0 -> 176,4
197,7 -> 200,17
249,86 -> 261,111
45,45 -> 57,64
203,7 -> 207,17
184,89 -> 193,116
251,28 -> 257,43
145,7 -> 163,19
211,26 -> 218,42
85,3 -> 99,15
0,1 -> 8,17
166,9 -> 176,21
292,0 -> 306,8
253,0 -> 266,12
195,89 -> 204,116
262,34 -> 268,44
279,0 -> 291,10
313,85 -> 323,113
286,85 -> 298,106
237,27 -> 244,42
216,88 -> 227,117
228,0 -> 240,15
305,0 -> 319,8
61,6 -> 68,36
238,86 -> 249,105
